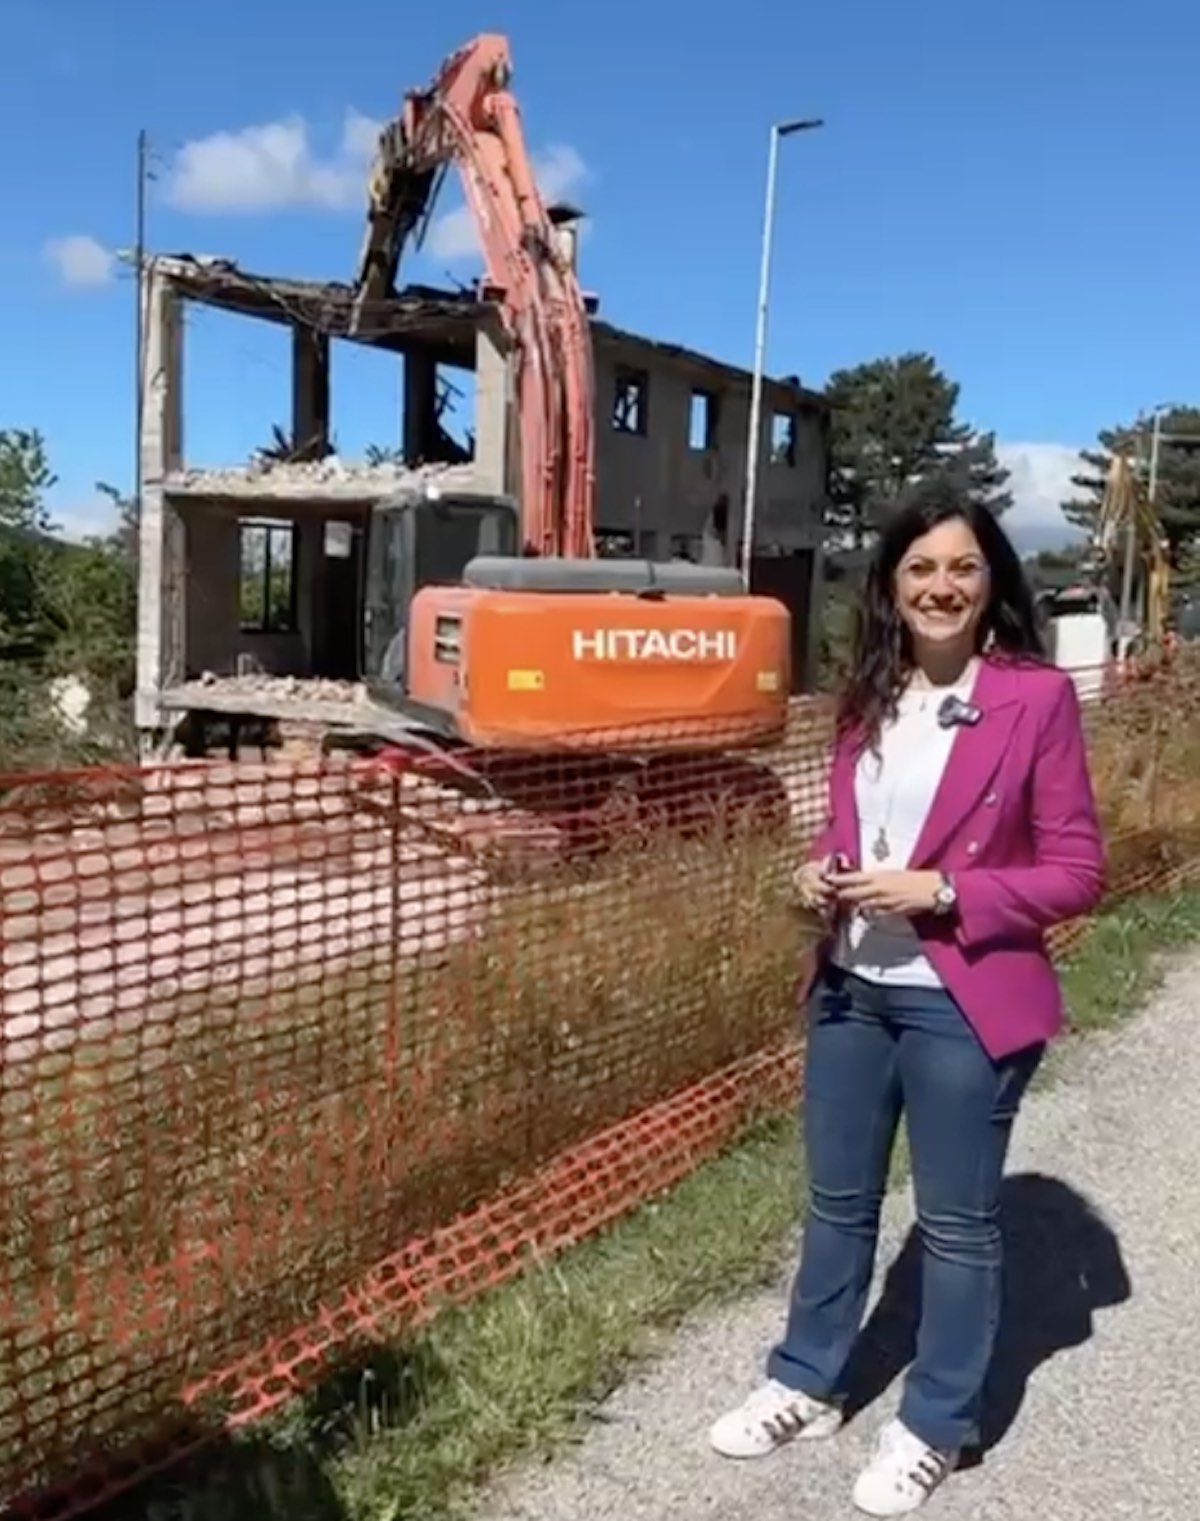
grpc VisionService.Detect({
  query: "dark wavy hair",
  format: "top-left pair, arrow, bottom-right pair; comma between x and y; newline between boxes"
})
838,486 -> 1045,742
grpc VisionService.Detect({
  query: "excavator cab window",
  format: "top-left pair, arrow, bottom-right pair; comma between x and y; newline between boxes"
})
362,493 -> 519,686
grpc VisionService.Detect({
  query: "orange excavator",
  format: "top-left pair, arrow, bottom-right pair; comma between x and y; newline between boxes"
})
349,33 -> 793,766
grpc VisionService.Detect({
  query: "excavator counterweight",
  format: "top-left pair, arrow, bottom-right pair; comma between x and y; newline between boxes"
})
400,556 -> 791,751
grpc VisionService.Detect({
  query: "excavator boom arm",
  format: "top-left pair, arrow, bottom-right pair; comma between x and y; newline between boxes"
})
352,35 -> 595,560
1096,452 -> 1171,643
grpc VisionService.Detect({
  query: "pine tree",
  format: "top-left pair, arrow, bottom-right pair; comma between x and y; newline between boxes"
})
0,428 -> 57,534
824,353 -> 1011,548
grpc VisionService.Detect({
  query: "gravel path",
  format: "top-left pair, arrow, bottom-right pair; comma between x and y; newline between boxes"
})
483,951 -> 1200,1521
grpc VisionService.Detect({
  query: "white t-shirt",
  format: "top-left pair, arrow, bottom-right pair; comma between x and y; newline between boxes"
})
833,662 -> 979,988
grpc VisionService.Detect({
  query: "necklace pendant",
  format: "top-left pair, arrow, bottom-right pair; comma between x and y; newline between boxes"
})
872,827 -> 889,862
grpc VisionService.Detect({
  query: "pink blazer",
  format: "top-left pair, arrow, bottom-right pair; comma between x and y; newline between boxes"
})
803,656 -> 1106,1059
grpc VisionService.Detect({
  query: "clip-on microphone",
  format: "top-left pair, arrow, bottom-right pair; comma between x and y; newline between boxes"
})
937,694 -> 982,729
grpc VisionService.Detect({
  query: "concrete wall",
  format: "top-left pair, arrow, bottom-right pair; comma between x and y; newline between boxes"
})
136,268 -> 186,732
180,500 -> 368,680
467,320 -> 829,561
182,501 -> 310,678
589,333 -> 828,560
473,313 -> 511,495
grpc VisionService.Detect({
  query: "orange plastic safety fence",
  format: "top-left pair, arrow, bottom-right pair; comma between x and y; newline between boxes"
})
1,661 -> 1198,1517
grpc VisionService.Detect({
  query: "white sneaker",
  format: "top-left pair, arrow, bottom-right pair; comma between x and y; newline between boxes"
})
709,1378 -> 843,1459
852,1419 -> 957,1516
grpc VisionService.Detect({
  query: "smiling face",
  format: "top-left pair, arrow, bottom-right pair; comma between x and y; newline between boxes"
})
893,516 -> 990,653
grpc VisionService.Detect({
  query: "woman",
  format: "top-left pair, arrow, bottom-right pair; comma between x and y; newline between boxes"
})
709,489 -> 1104,1516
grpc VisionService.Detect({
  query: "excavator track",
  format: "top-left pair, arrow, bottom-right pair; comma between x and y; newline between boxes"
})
348,738 -> 791,874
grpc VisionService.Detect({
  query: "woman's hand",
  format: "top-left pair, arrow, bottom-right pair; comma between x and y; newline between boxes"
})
793,856 -> 837,920
827,869 -> 943,917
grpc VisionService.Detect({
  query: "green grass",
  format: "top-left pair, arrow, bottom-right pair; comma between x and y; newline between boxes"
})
1058,885 -> 1200,1033
96,882 -> 1200,1521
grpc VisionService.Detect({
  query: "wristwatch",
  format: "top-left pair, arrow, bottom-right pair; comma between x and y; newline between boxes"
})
932,874 -> 958,917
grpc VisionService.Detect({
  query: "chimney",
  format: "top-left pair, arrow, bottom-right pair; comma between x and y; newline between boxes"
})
547,202 -> 584,273
546,202 -> 598,312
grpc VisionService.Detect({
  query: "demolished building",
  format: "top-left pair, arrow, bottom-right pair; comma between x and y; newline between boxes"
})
136,252 -> 830,756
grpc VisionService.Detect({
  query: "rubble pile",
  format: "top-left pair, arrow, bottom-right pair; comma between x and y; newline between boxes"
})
165,457 -> 478,501
192,672 -> 368,706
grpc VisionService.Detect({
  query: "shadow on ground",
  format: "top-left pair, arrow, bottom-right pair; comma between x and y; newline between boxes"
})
39,1172 -> 1132,1518
82,1339 -> 450,1521
840,1170 -> 1132,1456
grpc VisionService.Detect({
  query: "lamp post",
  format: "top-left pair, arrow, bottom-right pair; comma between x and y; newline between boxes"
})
134,128 -> 148,524
741,116 -> 824,589
1147,405 -> 1169,503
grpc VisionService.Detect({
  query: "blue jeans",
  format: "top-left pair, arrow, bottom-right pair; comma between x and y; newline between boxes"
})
767,966 -> 1043,1452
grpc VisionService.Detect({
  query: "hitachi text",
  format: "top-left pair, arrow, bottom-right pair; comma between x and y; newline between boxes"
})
571,629 -> 737,661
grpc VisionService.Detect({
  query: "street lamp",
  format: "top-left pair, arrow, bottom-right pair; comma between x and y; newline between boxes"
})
741,116 -> 824,589
1146,403 -> 1180,503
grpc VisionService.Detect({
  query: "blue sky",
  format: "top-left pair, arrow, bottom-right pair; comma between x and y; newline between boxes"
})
3,0 -> 1197,549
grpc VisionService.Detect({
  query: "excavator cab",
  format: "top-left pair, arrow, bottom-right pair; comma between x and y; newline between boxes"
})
362,486 -> 519,702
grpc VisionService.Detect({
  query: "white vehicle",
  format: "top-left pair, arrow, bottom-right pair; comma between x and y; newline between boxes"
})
1039,586 -> 1114,703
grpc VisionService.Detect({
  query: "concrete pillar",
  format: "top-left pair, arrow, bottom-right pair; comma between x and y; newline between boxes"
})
136,262 -> 186,735
473,315 -> 512,496
804,543 -> 827,692
291,327 -> 330,455
403,349 -> 439,464
804,406 -> 834,691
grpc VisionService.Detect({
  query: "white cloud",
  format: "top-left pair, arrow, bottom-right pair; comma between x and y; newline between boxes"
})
426,143 -> 590,261
44,234 -> 116,288
165,108 -> 381,214
996,441 -> 1089,552
161,113 -> 590,259
47,491 -> 122,544
339,108 -> 384,162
